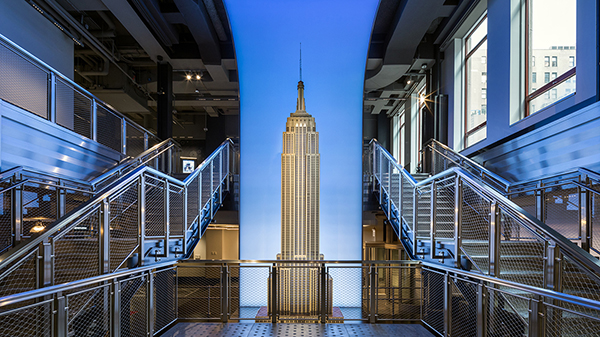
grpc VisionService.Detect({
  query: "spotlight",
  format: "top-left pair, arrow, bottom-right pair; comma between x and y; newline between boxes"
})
186,74 -> 192,80
407,80 -> 411,84
421,63 -> 428,70
196,74 -> 201,80
195,89 -> 200,93
420,93 -> 426,105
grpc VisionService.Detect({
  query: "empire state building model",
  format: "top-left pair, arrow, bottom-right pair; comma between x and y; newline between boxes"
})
276,78 -> 331,317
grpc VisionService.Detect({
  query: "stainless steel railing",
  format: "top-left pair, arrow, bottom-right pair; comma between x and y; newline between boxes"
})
0,33 -> 160,156
0,138 -> 180,255
428,139 -> 600,258
1,259 -> 598,336
0,139 -> 235,298
369,140 -> 600,306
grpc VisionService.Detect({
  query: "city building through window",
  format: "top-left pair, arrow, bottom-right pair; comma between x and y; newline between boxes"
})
464,15 -> 487,148
526,0 -> 576,116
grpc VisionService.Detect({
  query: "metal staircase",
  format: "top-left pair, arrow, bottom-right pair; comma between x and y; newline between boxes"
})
0,137 -> 236,299
368,139 -> 600,307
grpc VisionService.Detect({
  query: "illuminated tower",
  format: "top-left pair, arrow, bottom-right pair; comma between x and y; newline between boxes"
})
276,78 -> 324,316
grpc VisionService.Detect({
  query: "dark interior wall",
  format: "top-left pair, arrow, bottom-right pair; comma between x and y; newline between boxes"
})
0,1 -> 73,78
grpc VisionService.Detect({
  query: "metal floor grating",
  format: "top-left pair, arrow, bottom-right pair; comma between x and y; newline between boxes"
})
160,323 -> 434,337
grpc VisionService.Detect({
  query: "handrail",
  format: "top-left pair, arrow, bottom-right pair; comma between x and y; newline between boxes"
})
371,139 -> 600,278
184,138 -> 234,184
426,139 -> 512,192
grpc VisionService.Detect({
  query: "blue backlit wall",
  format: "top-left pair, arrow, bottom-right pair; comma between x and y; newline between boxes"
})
226,0 -> 378,261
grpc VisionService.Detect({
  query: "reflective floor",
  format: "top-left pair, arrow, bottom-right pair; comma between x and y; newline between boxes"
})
161,322 -> 435,337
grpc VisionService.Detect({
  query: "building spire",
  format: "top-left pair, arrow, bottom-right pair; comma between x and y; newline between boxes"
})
296,42 -> 306,112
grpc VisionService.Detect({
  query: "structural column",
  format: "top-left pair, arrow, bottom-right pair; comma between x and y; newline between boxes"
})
157,61 -> 173,140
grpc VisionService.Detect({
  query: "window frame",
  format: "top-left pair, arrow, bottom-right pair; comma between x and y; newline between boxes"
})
524,0 -> 576,117
463,14 -> 488,148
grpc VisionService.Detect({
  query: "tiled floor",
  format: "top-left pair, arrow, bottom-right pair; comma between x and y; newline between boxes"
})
160,322 -> 435,337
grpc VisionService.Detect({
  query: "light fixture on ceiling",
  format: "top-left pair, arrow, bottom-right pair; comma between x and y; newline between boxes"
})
186,74 -> 192,80
421,63 -> 428,70
196,74 -> 201,80
30,221 -> 46,233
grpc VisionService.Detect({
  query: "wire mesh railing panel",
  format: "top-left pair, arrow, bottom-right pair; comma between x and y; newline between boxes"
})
593,189 -> 600,257
461,183 -> 491,274
0,299 -> 52,337
0,42 -> 48,119
402,174 -> 414,233
327,266 -> 368,321
177,265 -> 222,319
109,182 -> 139,272
145,175 -> 165,237
213,152 -> 221,187
509,191 -> 537,220
202,166 -> 211,208
545,184 -> 580,241
22,182 -> 57,238
390,168 -> 401,212
126,123 -> 146,157
96,105 -> 123,153
66,284 -> 110,337
422,268 -> 444,335
230,265 -> 270,320
498,208 -> 545,288
375,266 -> 421,321
169,185 -> 184,237
0,190 -> 12,254
546,301 -> 600,337
416,185 -> 431,239
435,177 -> 455,240
560,255 -> 600,303
450,277 -> 478,337
486,287 -> 529,337
187,175 -> 199,229
55,78 -> 92,138
120,275 -> 148,337
64,189 -> 92,214
53,208 -> 100,285
153,268 -> 177,334
0,248 -> 37,298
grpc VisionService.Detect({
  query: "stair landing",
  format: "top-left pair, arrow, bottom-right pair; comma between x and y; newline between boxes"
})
160,322 -> 434,336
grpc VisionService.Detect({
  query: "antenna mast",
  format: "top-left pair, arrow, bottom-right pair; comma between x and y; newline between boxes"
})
299,42 -> 302,82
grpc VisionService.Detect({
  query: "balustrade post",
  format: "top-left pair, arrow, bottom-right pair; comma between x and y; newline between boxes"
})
198,172 -> 202,240
221,264 -> 229,323
443,272 -> 452,337
455,177 -> 463,268
529,295 -> 542,337
489,202 -> 500,277
167,147 -> 173,175
48,73 -> 56,123
147,271 -> 154,335
58,181 -> 66,218
138,176 -> 146,267
54,295 -> 66,337
430,181 -> 437,260
13,173 -> 23,244
388,161 -> 392,221
536,182 -> 545,223
413,186 -> 418,256
369,264 -> 377,323
544,241 -> 561,292
320,263 -> 327,323
100,199 -> 110,274
91,99 -> 97,142
182,185 -> 188,255
476,281 -> 487,337
164,180 -> 170,259
121,119 -> 127,155
210,162 -> 214,219
372,145 -> 377,192
580,179 -> 591,252
39,239 -> 52,287
112,279 -> 121,337
270,265 -> 278,323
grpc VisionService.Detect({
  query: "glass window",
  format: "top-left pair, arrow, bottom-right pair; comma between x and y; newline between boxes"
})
526,0 -> 576,116
464,16 -> 487,148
